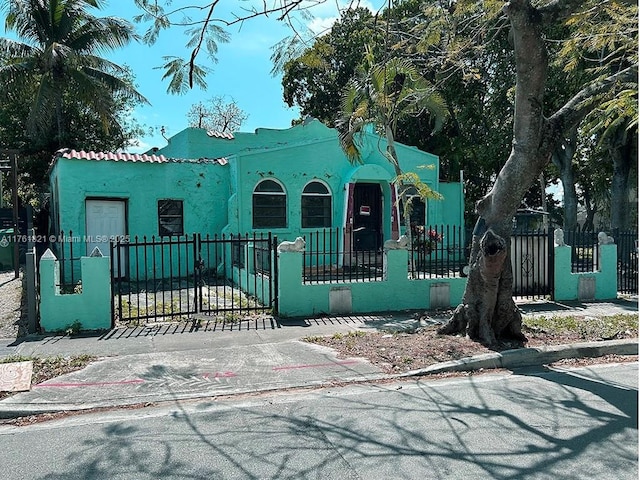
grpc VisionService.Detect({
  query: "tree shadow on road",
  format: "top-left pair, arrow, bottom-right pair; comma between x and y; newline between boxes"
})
34,364 -> 637,480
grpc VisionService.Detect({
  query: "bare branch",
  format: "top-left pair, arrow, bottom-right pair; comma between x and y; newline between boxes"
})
545,65 -> 637,146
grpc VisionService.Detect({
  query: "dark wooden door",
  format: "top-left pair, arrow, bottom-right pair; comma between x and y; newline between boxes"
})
352,183 -> 382,251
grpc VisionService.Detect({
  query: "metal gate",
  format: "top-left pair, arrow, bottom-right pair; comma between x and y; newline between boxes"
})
511,229 -> 554,299
614,229 -> 638,294
110,233 -> 278,326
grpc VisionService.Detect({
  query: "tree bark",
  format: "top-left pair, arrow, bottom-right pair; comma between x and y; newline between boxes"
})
551,125 -> 579,232
437,1 -> 636,344
439,0 -> 548,344
609,125 -> 635,230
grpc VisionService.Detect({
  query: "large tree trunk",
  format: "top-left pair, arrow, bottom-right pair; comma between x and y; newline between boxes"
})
437,0 -> 635,345
439,0 -> 551,345
551,125 -> 579,232
609,124 -> 635,230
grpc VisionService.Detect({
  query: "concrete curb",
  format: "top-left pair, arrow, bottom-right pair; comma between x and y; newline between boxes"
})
397,338 -> 639,377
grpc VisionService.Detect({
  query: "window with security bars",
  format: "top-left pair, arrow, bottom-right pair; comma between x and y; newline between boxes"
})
253,179 -> 287,228
301,181 -> 332,228
158,199 -> 184,236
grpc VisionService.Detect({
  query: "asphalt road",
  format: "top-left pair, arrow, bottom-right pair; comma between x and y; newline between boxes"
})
1,362 -> 637,480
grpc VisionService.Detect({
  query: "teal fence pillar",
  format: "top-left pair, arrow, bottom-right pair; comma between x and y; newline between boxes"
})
384,248 -> 408,283
554,243 -> 618,301
39,248 -> 111,332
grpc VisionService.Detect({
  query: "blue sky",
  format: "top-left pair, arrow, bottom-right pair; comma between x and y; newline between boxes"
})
96,1 -> 383,153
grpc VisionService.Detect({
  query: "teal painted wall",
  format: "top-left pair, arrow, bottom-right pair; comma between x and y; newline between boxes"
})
51,158 -> 230,242
437,182 -> 464,227
39,249 -> 111,332
50,120 -> 463,280
277,248 -> 467,317
553,244 -> 618,300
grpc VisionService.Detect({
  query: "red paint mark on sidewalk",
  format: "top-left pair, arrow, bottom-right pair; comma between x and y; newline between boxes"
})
273,360 -> 359,371
202,371 -> 237,379
34,379 -> 145,388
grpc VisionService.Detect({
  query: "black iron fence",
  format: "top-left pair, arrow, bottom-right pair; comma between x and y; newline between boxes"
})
109,233 -> 277,326
302,225 -> 467,284
613,229 -> 638,294
409,225 -> 467,279
564,230 -> 601,273
111,234 -> 198,324
511,228 -> 553,298
197,233 -> 276,317
55,230 -> 83,292
303,227 -> 384,283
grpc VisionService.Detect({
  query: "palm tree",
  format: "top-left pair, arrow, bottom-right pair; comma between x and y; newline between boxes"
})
337,46 -> 447,249
0,0 -> 148,146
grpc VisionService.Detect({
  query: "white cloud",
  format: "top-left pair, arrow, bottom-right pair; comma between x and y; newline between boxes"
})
301,0 -> 382,35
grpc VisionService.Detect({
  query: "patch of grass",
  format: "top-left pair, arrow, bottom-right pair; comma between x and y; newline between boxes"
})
524,313 -> 638,340
302,335 -> 324,343
0,354 -> 96,391
220,312 -> 242,323
118,299 -> 191,324
304,330 -> 366,345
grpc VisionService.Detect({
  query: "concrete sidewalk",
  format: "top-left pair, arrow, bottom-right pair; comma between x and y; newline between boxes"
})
0,298 -> 637,419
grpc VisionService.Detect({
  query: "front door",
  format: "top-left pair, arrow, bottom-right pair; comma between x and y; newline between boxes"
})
85,199 -> 127,275
352,183 -> 382,251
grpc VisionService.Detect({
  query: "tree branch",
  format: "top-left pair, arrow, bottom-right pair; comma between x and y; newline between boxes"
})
544,65 -> 637,149
537,0 -> 586,23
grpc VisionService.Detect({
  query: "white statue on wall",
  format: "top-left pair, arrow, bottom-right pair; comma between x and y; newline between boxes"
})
384,235 -> 409,250
597,231 -> 615,245
277,237 -> 306,253
553,228 -> 565,247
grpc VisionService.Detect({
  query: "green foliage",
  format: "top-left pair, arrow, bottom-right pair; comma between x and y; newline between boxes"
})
279,7 -> 385,125
1,0 -> 148,143
394,170 -> 443,220
0,1 -> 148,200
557,1 -> 638,143
156,56 -> 210,95
65,320 -> 83,336
337,45 -> 447,164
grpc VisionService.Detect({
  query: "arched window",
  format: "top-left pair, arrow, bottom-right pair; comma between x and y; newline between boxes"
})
253,179 -> 287,229
301,181 -> 332,228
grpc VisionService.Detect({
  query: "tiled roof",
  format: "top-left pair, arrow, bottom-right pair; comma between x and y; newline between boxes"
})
55,149 -> 229,165
59,149 -> 169,163
207,131 -> 234,139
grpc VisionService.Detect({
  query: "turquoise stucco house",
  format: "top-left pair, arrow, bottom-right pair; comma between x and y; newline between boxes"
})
48,119 -> 464,257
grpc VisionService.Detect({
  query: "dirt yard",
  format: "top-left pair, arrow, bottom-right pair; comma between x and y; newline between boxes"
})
304,313 -> 639,374
0,270 -> 26,338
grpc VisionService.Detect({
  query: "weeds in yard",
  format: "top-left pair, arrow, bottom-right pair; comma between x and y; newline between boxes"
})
523,313 -> 638,340
0,354 -> 96,388
64,320 -> 82,336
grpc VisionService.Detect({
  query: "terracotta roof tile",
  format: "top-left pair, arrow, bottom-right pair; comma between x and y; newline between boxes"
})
206,131 -> 235,139
60,149 -> 168,163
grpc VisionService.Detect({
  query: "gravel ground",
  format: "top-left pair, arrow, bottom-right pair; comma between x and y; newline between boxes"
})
0,270 -> 26,338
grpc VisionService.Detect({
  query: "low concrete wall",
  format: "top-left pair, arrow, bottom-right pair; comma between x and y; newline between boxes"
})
277,248 -> 466,317
39,248 -> 111,332
554,244 -> 617,301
